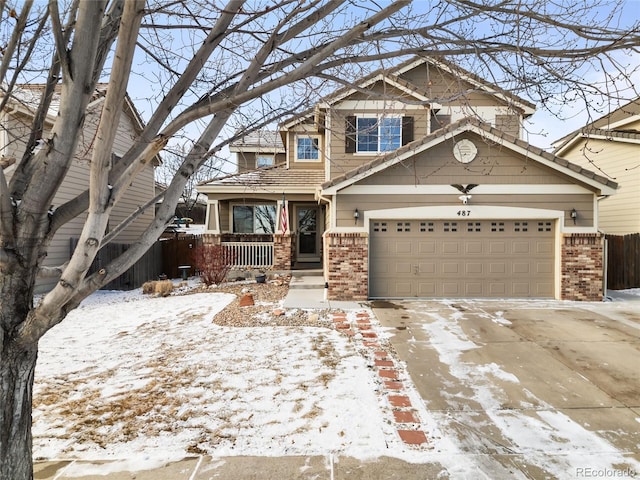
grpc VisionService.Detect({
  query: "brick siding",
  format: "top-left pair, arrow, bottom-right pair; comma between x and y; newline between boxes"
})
561,233 -> 604,301
273,234 -> 293,270
324,232 -> 368,300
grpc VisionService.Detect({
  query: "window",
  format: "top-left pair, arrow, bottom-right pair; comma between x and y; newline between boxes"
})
232,205 -> 276,233
256,156 -> 274,168
296,136 -> 319,161
356,116 -> 401,153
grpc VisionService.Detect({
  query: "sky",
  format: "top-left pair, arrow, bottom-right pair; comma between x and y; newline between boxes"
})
120,0 -> 640,177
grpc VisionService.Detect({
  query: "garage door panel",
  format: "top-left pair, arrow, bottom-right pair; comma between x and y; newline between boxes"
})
465,282 -> 484,295
512,262 -> 531,274
442,262 -> 461,274
466,262 -> 483,274
489,241 -> 507,254
418,241 -> 436,254
395,262 -> 413,274
394,282 -> 413,297
417,282 -> 436,296
419,262 -> 435,274
442,242 -> 460,254
489,262 -> 506,274
370,219 -> 555,299
395,241 -> 413,255
536,241 -> 554,254
512,282 -> 531,296
442,282 -> 461,296
513,241 -> 531,254
465,241 -> 483,255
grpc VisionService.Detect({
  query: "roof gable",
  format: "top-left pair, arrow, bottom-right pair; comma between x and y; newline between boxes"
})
553,97 -> 640,154
281,55 -> 536,131
322,118 -> 617,196
394,56 -> 536,116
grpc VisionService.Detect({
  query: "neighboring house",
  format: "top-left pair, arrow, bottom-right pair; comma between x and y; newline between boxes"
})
1,84 -> 157,292
199,56 -> 617,301
553,98 -> 640,235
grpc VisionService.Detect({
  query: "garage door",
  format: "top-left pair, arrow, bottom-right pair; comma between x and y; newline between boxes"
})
370,219 -> 555,298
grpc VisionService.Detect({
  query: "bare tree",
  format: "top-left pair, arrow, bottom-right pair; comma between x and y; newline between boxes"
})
156,145 -> 224,223
0,0 -> 639,477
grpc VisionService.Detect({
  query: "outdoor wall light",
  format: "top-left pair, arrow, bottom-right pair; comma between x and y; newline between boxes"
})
354,208 -> 359,224
458,194 -> 472,205
570,208 -> 578,224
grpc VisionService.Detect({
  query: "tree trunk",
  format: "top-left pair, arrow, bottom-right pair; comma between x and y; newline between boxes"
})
0,341 -> 37,480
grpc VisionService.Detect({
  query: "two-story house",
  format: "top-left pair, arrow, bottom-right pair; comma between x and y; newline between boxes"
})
1,84 -> 158,292
199,56 -> 617,301
553,97 -> 640,235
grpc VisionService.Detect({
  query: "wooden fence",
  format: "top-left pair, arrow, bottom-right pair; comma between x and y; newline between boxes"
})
70,238 -> 164,290
606,233 -> 640,290
160,234 -> 203,280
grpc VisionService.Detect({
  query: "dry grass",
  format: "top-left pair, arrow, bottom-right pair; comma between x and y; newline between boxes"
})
141,280 -> 175,297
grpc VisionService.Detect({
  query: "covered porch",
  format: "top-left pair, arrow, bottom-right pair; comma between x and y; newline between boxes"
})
202,196 -> 326,272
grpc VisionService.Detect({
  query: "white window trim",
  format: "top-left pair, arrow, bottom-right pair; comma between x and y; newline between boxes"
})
355,114 -> 402,154
295,134 -> 322,162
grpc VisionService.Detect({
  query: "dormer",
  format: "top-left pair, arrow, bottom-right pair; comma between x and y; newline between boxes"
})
229,130 -> 285,173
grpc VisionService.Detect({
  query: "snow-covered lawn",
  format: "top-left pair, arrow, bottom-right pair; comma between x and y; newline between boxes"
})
32,288 -> 406,463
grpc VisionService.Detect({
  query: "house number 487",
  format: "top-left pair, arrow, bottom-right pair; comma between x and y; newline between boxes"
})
457,210 -> 471,217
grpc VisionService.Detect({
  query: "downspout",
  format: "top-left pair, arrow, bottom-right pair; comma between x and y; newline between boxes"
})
315,186 -> 332,293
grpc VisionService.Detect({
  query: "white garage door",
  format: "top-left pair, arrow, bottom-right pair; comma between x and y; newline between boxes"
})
369,219 -> 555,298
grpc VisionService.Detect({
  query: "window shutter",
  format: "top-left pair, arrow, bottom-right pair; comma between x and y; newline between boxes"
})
401,116 -> 414,145
345,116 -> 356,153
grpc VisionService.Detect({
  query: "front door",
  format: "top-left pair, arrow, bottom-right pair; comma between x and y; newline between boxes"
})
296,206 -> 320,262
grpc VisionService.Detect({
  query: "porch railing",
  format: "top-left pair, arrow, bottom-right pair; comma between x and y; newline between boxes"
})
221,241 -> 274,269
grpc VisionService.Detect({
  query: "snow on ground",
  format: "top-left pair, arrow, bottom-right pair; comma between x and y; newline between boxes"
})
32,287 -> 406,463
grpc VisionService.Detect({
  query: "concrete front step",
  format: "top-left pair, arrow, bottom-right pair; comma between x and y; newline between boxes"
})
288,275 -> 326,290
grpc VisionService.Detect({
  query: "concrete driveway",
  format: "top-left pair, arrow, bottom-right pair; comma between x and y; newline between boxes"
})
372,298 -> 640,479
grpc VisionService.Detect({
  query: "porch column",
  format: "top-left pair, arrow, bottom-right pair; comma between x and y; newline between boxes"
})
202,233 -> 222,245
324,231 -> 368,301
561,233 -> 604,301
273,233 -> 293,270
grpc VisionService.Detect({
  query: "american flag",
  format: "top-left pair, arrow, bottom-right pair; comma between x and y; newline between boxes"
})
281,193 -> 288,233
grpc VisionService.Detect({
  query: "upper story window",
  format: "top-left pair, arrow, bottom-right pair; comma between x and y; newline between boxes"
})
256,155 -> 274,168
357,116 -> 401,153
346,115 -> 413,154
296,135 -> 320,161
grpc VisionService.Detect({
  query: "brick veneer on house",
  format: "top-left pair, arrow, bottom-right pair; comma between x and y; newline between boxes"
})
324,231 -> 368,300
561,233 -> 604,301
273,234 -> 293,270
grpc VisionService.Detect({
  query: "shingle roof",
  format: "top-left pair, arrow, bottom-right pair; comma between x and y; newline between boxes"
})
229,130 -> 284,151
322,117 -> 618,192
199,164 -> 325,192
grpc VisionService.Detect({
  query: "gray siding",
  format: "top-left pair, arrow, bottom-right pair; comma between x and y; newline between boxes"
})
2,100 -> 155,292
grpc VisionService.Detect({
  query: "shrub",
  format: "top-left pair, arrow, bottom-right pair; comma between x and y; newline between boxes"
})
142,281 -> 156,295
155,280 -> 174,297
192,244 -> 235,286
